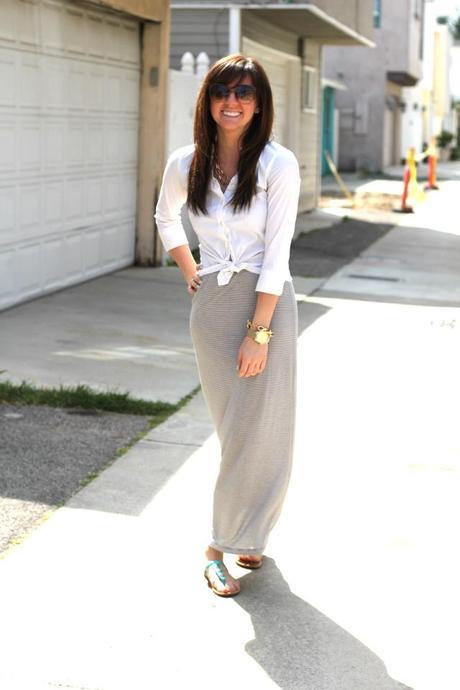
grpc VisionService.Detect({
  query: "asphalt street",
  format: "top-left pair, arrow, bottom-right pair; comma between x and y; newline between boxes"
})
0,404 -> 150,552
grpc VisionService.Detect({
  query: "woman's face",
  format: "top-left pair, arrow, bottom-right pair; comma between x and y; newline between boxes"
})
209,74 -> 258,138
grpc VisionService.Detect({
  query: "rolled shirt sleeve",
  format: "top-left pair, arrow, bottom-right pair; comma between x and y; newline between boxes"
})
255,150 -> 301,296
154,148 -> 190,252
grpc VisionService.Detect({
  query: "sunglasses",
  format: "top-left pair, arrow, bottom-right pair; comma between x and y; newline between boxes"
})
209,83 -> 257,103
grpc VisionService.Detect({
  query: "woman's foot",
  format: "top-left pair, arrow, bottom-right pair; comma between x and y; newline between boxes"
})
236,554 -> 263,569
204,547 -> 240,596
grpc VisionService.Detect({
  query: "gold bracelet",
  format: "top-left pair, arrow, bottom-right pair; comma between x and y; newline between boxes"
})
246,320 -> 273,344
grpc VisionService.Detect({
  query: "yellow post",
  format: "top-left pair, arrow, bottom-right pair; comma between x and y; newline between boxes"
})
407,147 -> 425,202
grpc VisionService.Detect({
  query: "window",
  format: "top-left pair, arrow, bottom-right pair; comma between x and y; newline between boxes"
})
373,0 -> 381,28
302,67 -> 316,111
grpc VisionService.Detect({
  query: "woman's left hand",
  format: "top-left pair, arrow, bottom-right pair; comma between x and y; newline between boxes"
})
237,336 -> 268,378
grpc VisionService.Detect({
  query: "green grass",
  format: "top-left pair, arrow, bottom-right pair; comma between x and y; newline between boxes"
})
0,379 -> 200,418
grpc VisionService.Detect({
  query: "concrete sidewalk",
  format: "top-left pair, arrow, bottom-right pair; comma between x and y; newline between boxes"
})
1,179 -> 460,689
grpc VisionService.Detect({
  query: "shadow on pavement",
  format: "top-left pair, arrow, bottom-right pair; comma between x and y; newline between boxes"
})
237,558 -> 414,690
290,219 -> 394,280
297,299 -> 331,335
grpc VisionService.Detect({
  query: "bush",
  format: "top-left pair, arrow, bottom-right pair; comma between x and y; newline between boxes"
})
436,130 -> 455,148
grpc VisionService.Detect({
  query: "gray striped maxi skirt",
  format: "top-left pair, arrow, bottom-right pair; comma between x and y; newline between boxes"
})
189,269 -> 298,555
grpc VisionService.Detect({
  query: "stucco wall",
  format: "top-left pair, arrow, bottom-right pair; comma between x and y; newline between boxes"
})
323,0 -> 423,171
312,0 -> 374,41
323,44 -> 386,171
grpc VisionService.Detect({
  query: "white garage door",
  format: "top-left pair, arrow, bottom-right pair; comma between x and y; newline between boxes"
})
0,0 -> 140,310
242,37 -> 294,146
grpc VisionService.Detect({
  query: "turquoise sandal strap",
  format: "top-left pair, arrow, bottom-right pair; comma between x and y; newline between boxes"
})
204,559 -> 227,584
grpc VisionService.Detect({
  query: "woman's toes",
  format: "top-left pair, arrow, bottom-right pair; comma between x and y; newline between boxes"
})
223,577 -> 240,594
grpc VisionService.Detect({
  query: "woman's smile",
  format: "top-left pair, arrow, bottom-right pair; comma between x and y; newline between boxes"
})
221,110 -> 242,118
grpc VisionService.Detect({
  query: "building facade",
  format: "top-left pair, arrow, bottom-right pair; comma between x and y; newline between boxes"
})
323,0 -> 424,171
0,0 -> 170,311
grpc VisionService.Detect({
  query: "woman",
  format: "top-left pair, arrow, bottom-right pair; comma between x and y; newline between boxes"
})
154,54 -> 301,597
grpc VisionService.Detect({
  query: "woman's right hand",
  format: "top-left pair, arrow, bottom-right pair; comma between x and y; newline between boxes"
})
186,269 -> 202,296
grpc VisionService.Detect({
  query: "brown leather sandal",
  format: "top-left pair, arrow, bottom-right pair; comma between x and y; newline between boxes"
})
235,555 -> 263,570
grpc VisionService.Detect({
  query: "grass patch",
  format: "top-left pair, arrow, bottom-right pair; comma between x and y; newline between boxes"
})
0,379 -> 200,418
0,379 -> 202,560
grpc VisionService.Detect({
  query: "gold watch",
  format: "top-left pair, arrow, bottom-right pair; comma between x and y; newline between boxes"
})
246,320 -> 273,345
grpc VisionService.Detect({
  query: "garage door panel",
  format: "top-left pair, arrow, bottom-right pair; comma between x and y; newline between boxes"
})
41,3 -> 66,52
43,239 -> 63,286
0,250 -> 15,301
124,71 -> 141,111
104,175 -> 121,215
20,185 -> 41,230
44,182 -> 64,225
21,123 -> 41,170
63,234 -> 83,280
68,63 -> 87,110
20,55 -> 41,107
18,244 -> 41,293
0,52 -> 16,106
0,187 -> 15,233
66,8 -> 86,54
122,23 -> 141,64
86,177 -> 103,218
84,231 -> 101,271
44,121 -> 66,168
0,1 -> 17,43
0,123 -> 16,171
120,174 -> 137,213
66,178 -> 85,221
67,123 -> 85,167
0,0 -> 140,309
18,1 -> 40,47
105,125 -> 121,164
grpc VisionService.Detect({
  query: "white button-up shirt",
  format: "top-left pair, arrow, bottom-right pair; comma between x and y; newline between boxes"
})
154,139 -> 301,296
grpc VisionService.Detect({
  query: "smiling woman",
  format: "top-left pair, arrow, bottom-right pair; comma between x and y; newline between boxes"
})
154,54 -> 301,598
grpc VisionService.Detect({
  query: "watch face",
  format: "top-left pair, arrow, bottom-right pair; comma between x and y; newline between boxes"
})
255,331 -> 269,344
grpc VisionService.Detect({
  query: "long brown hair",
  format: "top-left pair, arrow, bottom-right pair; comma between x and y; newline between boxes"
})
187,54 -> 274,215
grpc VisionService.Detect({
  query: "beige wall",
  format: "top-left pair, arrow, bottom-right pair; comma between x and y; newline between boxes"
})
298,39 -> 322,211
85,0 -> 170,265
88,0 -> 167,21
311,0 -> 374,42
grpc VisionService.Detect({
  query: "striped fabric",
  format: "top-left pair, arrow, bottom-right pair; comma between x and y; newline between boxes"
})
190,269 -> 297,554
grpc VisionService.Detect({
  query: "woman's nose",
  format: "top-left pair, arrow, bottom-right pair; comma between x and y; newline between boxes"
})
224,91 -> 238,104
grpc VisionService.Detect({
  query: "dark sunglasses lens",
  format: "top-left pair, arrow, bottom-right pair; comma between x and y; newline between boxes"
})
209,84 -> 256,101
235,86 -> 256,101
209,84 -> 229,99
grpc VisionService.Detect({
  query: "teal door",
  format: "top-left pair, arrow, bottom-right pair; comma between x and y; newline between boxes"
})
321,86 -> 335,176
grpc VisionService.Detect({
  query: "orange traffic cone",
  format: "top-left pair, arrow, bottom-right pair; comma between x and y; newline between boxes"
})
425,137 -> 439,190
399,163 -> 414,213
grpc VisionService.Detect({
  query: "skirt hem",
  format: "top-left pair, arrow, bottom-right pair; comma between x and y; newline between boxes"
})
209,540 -> 265,555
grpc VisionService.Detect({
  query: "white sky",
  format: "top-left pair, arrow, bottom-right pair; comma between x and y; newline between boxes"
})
430,0 -> 460,18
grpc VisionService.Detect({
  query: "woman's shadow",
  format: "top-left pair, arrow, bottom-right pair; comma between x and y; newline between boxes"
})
235,557 -> 414,690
